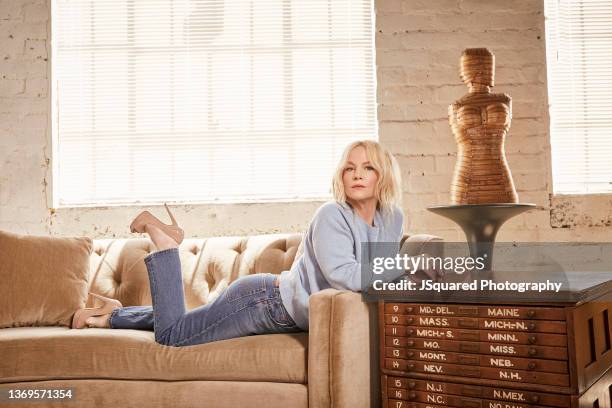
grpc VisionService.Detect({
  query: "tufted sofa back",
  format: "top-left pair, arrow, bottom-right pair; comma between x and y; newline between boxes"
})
87,234 -> 303,309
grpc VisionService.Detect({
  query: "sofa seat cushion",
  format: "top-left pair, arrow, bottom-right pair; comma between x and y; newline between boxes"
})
0,327 -> 308,384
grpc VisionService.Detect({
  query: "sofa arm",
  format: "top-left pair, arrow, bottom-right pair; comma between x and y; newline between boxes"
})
308,289 -> 378,408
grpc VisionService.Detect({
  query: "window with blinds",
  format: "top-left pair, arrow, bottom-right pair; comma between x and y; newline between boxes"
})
51,0 -> 377,207
544,0 -> 612,194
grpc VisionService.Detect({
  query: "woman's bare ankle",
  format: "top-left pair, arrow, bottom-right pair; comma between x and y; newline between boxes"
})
85,313 -> 112,328
145,224 -> 179,251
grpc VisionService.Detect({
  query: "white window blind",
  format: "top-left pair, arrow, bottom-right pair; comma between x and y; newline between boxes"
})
51,0 -> 377,207
544,0 -> 612,194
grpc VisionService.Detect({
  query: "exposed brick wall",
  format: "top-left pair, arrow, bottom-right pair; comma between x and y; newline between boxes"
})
0,0 -> 610,241
0,0 -> 51,233
375,0 -> 612,242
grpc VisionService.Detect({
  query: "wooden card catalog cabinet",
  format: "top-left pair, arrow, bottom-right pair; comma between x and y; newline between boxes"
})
378,277 -> 612,408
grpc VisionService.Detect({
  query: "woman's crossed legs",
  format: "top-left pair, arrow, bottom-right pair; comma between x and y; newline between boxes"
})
109,248 -> 301,347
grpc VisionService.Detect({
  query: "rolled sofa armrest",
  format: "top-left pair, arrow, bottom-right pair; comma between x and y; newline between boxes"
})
308,289 -> 378,408
401,233 -> 444,255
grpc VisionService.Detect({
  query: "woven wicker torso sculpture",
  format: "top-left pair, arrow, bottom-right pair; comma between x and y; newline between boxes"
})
448,48 -> 518,204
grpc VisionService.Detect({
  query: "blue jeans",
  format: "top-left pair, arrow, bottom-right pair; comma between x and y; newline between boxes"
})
108,247 -> 302,347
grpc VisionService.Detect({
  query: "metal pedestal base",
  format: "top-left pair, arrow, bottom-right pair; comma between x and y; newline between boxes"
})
427,203 -> 536,271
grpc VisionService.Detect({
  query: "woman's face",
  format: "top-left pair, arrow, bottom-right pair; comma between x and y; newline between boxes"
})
342,146 -> 379,206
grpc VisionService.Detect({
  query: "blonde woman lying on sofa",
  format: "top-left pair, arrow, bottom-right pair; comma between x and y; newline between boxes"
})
71,140 -> 404,347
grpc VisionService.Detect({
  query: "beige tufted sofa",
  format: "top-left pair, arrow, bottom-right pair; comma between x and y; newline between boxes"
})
0,232 -> 429,408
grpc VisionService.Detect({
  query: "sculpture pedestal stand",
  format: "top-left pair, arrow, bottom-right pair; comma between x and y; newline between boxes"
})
427,204 -> 535,274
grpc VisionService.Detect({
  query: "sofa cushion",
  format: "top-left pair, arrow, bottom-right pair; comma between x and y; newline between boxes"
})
0,327 -> 308,384
0,230 -> 93,328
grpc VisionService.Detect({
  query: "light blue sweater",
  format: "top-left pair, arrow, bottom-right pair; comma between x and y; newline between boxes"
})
278,200 -> 404,330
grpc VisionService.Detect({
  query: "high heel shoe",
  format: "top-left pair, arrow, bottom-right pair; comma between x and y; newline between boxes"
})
129,203 -> 185,245
72,292 -> 123,329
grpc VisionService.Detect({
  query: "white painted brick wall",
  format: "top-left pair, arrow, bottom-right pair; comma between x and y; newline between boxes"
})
0,0 -> 51,234
0,0 -> 610,241
376,0 -> 612,242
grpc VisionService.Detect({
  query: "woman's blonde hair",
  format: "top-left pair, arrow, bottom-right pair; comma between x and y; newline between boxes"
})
331,140 -> 403,215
